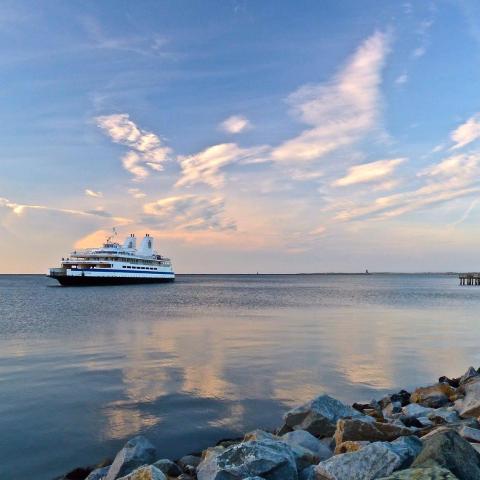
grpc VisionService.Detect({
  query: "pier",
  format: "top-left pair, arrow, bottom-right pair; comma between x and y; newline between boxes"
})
459,273 -> 480,286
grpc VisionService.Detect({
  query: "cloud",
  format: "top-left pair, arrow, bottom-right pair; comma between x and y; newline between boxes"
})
271,31 -> 390,163
412,46 -> 426,58
220,115 -> 251,134
85,189 -> 103,198
128,188 -> 147,199
450,113 -> 480,150
333,152 -> 480,222
333,158 -> 406,187
395,73 -> 408,85
96,114 -> 172,180
143,195 -> 236,231
176,143 -> 268,188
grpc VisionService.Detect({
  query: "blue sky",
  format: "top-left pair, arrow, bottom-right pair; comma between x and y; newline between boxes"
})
1,0 -> 480,273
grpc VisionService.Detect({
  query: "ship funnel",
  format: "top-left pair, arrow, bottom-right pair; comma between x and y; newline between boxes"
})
123,233 -> 136,250
138,233 -> 154,255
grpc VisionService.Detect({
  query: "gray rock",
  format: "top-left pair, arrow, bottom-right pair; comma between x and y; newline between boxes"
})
412,428 -> 480,479
280,429 -> 332,470
428,408 -> 460,424
152,459 -> 182,477
280,395 -> 364,437
197,438 -> 297,480
459,425 -> 480,443
334,418 -> 413,445
458,378 -> 480,418
420,394 -> 450,409
85,466 -> 110,480
402,404 -> 434,419
459,367 -> 479,385
388,436 -> 423,469
178,454 -> 202,470
383,401 -> 402,418
315,441 -> 404,480
244,430 -> 278,442
243,478 -> 266,480
299,465 -> 316,480
106,436 -> 157,480
117,465 -> 167,480
416,417 -> 434,428
378,466 -> 459,479
282,429 -> 332,460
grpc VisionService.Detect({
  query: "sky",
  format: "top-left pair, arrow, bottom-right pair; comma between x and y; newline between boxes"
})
1,0 -> 480,273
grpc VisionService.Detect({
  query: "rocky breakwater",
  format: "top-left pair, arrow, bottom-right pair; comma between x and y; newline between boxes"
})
58,366 -> 480,480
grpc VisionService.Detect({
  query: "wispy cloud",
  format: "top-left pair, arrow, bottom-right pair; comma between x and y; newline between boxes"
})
333,158 -> 406,187
176,143 -> 268,188
450,113 -> 480,150
333,152 -> 480,222
143,195 -> 236,231
271,31 -> 390,163
220,115 -> 251,134
96,114 -> 172,180
85,189 -> 103,198
395,73 -> 408,85
128,188 -> 147,199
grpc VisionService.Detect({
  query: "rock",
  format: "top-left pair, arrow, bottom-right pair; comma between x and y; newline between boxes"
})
428,408 -> 460,424
335,440 -> 370,454
117,466 -> 166,480
243,478 -> 266,480
390,390 -> 412,407
471,443 -> 480,453
244,430 -> 278,442
334,418 -> 413,445
388,436 -> 423,469
459,367 -> 479,386
299,465 -> 316,480
105,436 -> 157,480
378,466 -> 459,479
411,429 -> 480,479
458,379 -> 480,418
196,438 -> 298,480
402,404 -> 434,419
63,467 -> 93,479
401,416 -> 424,428
439,376 -> 461,389
152,459 -> 182,477
315,442 -> 405,480
85,466 -> 110,480
410,384 -> 455,409
281,429 -> 332,461
178,454 -> 201,470
383,401 -> 402,418
459,425 -> 480,443
280,395 -> 364,437
416,417 -> 434,428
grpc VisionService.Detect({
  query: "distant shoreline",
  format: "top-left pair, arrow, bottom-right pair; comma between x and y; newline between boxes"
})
0,272 -> 462,276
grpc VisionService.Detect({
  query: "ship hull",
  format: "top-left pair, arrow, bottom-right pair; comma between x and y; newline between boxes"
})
50,275 -> 175,286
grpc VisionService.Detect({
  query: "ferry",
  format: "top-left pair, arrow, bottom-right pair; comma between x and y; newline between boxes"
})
48,233 -> 175,286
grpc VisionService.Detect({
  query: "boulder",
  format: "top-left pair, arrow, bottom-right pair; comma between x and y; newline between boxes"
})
459,425 -> 480,443
410,384 -> 455,408
281,429 -> 332,460
457,379 -> 480,418
390,390 -> 411,407
439,376 -> 460,389
315,442 -> 405,480
152,459 -> 182,477
85,466 -> 110,480
280,395 -> 364,437
117,465 -> 167,480
378,466 -> 459,479
388,436 -> 423,469
178,454 -> 201,470
459,367 -> 479,386
245,430 -> 278,442
383,401 -> 402,418
416,417 -> 433,428
411,429 -> 480,479
428,408 -> 460,424
334,418 -> 413,445
334,440 -> 370,454
196,439 -> 298,480
105,436 -> 157,480
299,465 -> 316,480
402,404 -> 434,419
400,416 -> 424,428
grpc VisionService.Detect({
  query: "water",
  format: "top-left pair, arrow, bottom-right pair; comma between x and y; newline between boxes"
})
1,273 -> 479,479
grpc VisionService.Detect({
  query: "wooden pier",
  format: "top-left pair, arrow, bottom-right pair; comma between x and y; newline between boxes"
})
459,273 -> 480,286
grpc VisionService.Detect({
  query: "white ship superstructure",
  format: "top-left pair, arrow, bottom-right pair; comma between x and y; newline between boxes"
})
48,233 -> 174,286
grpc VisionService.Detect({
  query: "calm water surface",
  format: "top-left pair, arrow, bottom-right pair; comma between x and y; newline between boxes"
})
1,274 -> 480,479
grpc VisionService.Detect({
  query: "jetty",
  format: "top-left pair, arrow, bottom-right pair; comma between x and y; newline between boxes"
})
459,273 -> 480,286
